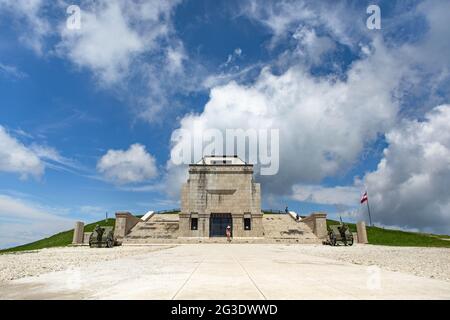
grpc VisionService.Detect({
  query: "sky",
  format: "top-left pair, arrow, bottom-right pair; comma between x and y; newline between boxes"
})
0,0 -> 450,249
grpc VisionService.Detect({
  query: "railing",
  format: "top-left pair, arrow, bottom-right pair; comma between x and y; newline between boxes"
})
153,209 -> 290,214
262,209 -> 289,214
154,209 -> 181,214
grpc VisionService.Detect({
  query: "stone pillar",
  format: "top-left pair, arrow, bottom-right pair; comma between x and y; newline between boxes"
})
252,213 -> 264,237
199,213 -> 210,238
356,221 -> 368,244
179,212 -> 190,237
114,212 -> 140,239
72,221 -> 84,244
232,213 -> 244,237
302,212 -> 328,239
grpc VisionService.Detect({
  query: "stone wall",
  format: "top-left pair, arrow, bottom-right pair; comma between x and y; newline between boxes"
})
301,212 -> 328,239
114,212 -> 141,239
180,164 -> 263,238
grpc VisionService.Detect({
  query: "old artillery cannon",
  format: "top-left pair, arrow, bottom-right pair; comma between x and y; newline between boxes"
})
327,222 -> 354,246
89,225 -> 116,248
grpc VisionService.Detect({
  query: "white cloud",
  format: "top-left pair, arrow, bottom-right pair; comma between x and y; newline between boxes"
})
166,37 -> 405,197
56,0 -> 180,84
291,184 -> 361,207
165,42 -> 187,75
0,125 -> 44,179
58,1 -> 140,83
363,105 -> 450,234
402,0 -> 450,70
2,0 -> 188,121
0,126 -> 83,179
292,26 -> 335,63
0,63 -> 27,80
30,143 -> 85,174
0,194 -> 74,249
97,143 -> 158,185
0,0 -> 50,54
241,0 -> 364,48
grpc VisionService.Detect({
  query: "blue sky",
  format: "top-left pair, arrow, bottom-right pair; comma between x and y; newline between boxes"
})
1,0 -> 450,248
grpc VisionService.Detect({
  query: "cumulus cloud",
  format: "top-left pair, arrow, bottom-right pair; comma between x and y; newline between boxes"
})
0,194 -> 74,249
0,125 -> 83,179
56,0 -> 180,84
241,0 -> 365,48
291,184 -> 361,207
97,144 -> 158,185
0,125 -> 44,179
166,37 -> 405,197
57,1 -> 144,83
293,26 -> 335,59
2,0 -> 188,121
363,105 -> 450,234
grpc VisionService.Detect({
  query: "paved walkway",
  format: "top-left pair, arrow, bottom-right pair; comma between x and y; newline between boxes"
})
1,244 -> 450,299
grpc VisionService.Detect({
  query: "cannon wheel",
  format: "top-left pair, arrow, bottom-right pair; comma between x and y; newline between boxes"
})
106,238 -> 114,248
348,236 -> 354,246
329,234 -> 337,246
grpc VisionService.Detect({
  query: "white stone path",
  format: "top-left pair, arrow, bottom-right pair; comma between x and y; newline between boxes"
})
1,244 -> 450,299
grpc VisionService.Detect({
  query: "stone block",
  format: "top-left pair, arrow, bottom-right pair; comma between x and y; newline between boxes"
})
356,221 -> 368,244
72,221 -> 84,244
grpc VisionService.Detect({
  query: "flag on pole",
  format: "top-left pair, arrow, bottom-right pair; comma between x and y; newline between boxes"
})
360,191 -> 368,204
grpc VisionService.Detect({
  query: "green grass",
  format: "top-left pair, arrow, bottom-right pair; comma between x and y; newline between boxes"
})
2,216 -> 449,253
0,219 -> 116,254
327,219 -> 450,248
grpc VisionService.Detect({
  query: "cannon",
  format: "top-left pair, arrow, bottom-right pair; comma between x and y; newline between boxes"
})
89,225 -> 116,248
327,223 -> 354,246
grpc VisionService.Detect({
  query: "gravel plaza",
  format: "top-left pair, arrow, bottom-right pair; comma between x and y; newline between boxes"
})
1,244 -> 449,300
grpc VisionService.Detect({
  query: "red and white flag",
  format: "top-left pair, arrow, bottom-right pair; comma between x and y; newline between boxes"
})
360,191 -> 368,204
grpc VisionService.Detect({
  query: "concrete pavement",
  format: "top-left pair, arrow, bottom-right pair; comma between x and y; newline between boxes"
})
1,244 -> 450,299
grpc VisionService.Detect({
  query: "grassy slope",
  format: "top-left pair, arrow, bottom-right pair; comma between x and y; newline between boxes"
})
0,219 -> 116,254
327,219 -> 450,248
2,215 -> 449,253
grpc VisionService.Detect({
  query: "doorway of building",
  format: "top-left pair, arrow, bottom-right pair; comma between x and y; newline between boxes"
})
210,213 -> 232,237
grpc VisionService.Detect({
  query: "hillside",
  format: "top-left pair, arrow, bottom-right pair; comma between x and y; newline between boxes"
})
0,219 -> 116,254
327,219 -> 450,248
1,215 -> 449,253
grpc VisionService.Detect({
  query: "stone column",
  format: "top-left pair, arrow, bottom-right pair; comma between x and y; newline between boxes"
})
72,221 -> 84,244
356,221 -> 368,244
199,213 -> 210,238
179,212 -> 190,237
232,213 -> 244,237
251,213 -> 264,237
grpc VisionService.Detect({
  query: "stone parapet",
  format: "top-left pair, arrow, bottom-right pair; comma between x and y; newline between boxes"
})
301,212 -> 328,239
114,212 -> 141,239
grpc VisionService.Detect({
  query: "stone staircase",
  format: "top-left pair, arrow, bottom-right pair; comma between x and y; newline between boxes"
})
121,213 -> 321,245
262,214 -> 321,244
122,214 -> 180,244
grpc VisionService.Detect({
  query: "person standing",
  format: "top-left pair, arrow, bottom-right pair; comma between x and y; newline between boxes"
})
226,225 -> 231,242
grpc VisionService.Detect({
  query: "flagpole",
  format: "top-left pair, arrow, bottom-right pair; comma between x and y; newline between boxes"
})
366,192 -> 373,226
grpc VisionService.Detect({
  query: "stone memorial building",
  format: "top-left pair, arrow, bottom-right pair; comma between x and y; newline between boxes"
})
179,156 -> 263,238
101,155 -> 328,245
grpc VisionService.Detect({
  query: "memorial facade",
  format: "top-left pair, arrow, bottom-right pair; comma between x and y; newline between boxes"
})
179,156 -> 264,238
